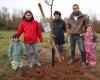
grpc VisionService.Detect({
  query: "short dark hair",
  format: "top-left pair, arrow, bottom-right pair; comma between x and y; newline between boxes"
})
12,33 -> 19,39
73,4 -> 79,8
54,11 -> 61,17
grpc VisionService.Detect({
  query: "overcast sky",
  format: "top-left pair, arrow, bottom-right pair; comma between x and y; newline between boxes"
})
0,0 -> 100,21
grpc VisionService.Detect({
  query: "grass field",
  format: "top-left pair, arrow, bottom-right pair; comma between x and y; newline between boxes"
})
0,30 -> 53,80
0,30 -> 100,80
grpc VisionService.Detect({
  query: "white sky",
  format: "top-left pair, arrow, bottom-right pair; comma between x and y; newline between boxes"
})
0,0 -> 100,21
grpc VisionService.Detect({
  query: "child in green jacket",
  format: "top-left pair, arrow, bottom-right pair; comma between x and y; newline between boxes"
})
8,34 -> 23,70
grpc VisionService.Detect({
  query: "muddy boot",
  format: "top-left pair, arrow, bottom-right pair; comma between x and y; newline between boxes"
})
58,57 -> 62,63
36,62 -> 41,67
58,54 -> 62,63
82,62 -> 87,68
61,54 -> 65,61
67,59 -> 75,64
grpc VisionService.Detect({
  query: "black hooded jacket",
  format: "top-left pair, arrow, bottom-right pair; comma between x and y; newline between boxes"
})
51,19 -> 66,45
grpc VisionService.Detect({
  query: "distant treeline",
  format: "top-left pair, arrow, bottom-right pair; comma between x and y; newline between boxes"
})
0,7 -> 100,33
92,19 -> 100,33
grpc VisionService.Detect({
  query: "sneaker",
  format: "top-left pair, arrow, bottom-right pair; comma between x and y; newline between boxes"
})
67,59 -> 74,64
33,62 -> 41,67
61,55 -> 65,61
36,62 -> 41,66
82,62 -> 87,68
86,63 -> 91,68
33,63 -> 37,67
19,62 -> 23,68
11,61 -> 18,70
29,64 -> 33,68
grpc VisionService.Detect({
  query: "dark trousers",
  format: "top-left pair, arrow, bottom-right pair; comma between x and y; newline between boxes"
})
70,34 -> 86,63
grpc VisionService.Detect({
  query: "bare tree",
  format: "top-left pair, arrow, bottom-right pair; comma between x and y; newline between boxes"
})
44,0 -> 62,66
44,0 -> 54,19
12,9 -> 23,21
1,7 -> 10,21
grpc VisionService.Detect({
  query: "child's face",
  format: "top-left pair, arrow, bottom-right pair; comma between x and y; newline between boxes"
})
86,27 -> 93,33
13,37 -> 19,42
54,14 -> 60,19
25,12 -> 32,20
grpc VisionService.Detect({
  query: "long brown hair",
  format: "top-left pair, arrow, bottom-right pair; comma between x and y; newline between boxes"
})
22,10 -> 34,21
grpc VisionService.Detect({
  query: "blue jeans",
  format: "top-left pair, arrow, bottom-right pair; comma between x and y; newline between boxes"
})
56,44 -> 65,54
25,43 -> 40,65
12,56 -> 22,64
70,34 -> 86,63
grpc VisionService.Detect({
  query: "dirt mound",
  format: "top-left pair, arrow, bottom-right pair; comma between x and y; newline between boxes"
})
11,48 -> 99,80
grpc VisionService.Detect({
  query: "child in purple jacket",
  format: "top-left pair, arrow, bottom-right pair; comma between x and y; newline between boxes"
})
84,24 -> 97,71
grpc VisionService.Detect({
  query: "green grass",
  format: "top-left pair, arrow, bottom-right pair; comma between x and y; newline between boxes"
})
0,30 -> 100,80
0,30 -> 15,80
96,34 -> 100,53
0,30 -> 53,80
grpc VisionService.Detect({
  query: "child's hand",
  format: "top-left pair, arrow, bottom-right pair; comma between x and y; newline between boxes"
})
40,39 -> 43,43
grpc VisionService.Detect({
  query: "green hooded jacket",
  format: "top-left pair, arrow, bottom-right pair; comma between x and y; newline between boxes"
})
8,41 -> 23,60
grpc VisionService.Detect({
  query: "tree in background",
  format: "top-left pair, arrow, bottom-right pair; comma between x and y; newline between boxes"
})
44,0 -> 54,19
0,7 -> 10,28
91,14 -> 100,33
0,7 -> 23,30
